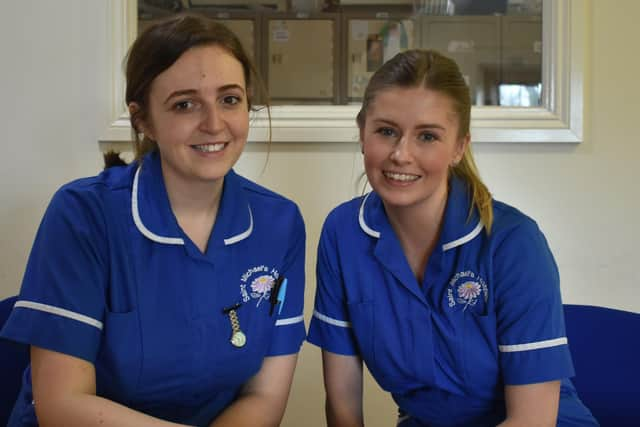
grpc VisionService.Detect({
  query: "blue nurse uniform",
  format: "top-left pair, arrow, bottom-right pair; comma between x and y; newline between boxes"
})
308,176 -> 597,427
1,151 -> 306,426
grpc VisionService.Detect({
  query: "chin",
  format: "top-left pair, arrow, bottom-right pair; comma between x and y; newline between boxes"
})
192,167 -> 230,183
376,190 -> 419,207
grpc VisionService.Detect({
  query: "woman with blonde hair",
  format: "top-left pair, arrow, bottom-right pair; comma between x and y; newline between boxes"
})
308,49 -> 597,426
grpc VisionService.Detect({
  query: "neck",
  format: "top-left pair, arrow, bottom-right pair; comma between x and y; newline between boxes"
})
383,184 -> 448,282
165,175 -> 223,217
161,164 -> 225,253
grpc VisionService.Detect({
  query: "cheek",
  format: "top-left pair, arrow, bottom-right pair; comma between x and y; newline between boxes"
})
362,156 -> 375,177
225,111 -> 249,138
441,144 -> 461,164
362,145 -> 385,172
434,153 -> 453,170
148,112 -> 195,145
417,150 -> 453,175
235,116 -> 250,139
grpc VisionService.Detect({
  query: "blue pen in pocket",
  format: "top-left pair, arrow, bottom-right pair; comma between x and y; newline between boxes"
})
276,278 -> 288,315
269,276 -> 287,316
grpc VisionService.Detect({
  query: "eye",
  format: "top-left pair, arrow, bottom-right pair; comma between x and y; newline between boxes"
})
222,95 -> 242,106
375,127 -> 398,138
418,132 -> 438,143
172,100 -> 195,111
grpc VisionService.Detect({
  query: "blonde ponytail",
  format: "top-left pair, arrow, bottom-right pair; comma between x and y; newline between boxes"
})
452,150 -> 493,234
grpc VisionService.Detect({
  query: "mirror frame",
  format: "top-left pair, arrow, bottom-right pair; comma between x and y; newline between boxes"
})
100,0 -> 585,144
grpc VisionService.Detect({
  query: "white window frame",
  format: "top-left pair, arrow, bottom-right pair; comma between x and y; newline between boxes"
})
100,0 -> 585,144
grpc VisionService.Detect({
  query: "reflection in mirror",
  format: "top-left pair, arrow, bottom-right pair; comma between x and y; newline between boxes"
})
137,0 -> 542,107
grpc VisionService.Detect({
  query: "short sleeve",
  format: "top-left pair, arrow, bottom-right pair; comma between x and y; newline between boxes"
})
494,220 -> 574,385
307,212 -> 359,355
0,185 -> 108,363
267,206 -> 306,356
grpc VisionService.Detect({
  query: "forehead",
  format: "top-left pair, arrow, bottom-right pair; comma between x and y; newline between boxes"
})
367,86 -> 458,126
150,45 -> 246,95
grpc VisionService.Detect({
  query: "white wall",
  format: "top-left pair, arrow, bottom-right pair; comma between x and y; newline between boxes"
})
1,1 -> 638,426
0,1 -> 109,294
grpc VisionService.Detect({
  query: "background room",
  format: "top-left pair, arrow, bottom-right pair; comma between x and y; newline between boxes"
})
0,1 -> 637,426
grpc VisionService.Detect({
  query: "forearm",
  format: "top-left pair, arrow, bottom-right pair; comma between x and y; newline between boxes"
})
322,351 -> 364,427
497,418 -> 555,427
499,381 -> 560,427
208,391 -> 286,427
325,398 -> 364,427
35,393 -> 188,427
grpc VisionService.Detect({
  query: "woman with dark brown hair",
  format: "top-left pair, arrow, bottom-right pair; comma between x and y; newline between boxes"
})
1,14 -> 305,426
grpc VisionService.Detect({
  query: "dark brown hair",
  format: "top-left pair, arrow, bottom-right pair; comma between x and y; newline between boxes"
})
124,13 -> 268,161
357,49 -> 493,232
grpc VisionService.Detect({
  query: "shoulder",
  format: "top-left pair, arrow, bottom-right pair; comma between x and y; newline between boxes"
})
323,196 -> 364,232
317,196 -> 368,251
490,199 -> 546,244
325,196 -> 364,224
234,173 -> 305,235
47,163 -> 136,222
489,199 -> 557,276
55,163 -> 135,200
237,174 -> 299,212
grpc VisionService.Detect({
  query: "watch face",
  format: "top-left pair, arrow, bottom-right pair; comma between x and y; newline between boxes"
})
231,330 -> 247,348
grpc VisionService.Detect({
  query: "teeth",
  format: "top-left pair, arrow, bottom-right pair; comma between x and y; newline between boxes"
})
193,143 -> 225,152
384,172 -> 419,182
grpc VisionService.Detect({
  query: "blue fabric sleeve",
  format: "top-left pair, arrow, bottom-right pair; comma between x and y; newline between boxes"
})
494,219 -> 574,385
0,184 -> 107,363
267,206 -> 306,356
307,213 -> 359,356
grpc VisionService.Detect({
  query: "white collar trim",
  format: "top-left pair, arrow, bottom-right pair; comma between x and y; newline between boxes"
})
223,205 -> 253,245
358,193 -> 381,238
358,191 -> 484,249
132,165 -> 184,245
132,166 -> 253,246
442,221 -> 484,251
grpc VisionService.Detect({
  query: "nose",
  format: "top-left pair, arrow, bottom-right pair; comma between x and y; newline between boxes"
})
390,137 -> 411,164
200,105 -> 224,134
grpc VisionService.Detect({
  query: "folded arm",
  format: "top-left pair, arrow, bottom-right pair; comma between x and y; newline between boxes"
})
209,354 -> 298,427
498,381 -> 560,427
322,351 -> 364,427
30,346 -> 187,427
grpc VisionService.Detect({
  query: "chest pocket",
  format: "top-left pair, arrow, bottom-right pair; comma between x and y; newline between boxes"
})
461,311 -> 500,399
348,299 -> 434,394
129,292 -> 278,407
210,296 -> 278,389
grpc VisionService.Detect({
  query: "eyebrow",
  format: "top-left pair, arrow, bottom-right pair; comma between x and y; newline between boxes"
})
163,84 -> 246,105
372,118 -> 446,131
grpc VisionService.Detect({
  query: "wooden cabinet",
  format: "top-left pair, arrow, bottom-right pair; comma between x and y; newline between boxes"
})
501,15 -> 542,84
342,12 -> 415,102
415,15 -> 502,105
138,3 -> 542,106
263,14 -> 339,104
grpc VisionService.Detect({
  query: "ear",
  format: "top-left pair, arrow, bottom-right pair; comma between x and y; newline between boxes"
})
453,133 -> 471,164
128,102 -> 154,140
359,127 -> 365,154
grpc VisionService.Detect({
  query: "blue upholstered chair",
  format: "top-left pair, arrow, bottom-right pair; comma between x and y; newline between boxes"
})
564,304 -> 640,427
0,295 -> 30,426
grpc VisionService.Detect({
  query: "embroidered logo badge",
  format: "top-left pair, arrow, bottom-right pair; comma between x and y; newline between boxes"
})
447,270 -> 488,312
240,265 -> 280,307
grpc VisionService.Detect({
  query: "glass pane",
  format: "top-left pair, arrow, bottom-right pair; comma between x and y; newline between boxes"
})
137,0 -> 542,107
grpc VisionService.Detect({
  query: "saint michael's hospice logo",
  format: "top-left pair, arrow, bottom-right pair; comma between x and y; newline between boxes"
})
447,270 -> 488,313
240,265 -> 280,307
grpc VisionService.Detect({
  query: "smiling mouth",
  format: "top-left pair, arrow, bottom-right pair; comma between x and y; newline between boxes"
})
384,171 -> 420,182
192,143 -> 227,153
